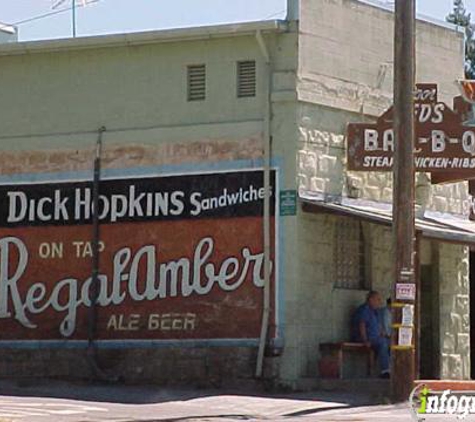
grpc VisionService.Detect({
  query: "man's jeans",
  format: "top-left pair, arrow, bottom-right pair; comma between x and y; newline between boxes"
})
370,336 -> 390,372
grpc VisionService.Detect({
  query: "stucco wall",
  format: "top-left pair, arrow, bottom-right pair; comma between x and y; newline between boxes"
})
0,36 -> 268,138
0,27 -> 300,384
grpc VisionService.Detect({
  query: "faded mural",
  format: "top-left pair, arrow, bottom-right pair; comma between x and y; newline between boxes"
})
0,169 -> 278,342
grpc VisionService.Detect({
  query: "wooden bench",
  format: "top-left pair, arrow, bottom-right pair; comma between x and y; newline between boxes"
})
318,342 -> 375,379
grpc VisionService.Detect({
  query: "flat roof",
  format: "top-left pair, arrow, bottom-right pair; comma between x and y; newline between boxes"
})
0,20 -> 286,56
356,0 -> 464,33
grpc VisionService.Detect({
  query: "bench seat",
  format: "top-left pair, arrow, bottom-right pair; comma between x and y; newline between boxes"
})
318,342 -> 375,379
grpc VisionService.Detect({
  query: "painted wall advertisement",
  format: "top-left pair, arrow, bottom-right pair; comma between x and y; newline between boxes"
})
0,169 -> 278,342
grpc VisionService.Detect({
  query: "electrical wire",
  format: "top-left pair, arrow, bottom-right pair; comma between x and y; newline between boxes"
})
1,2 -> 278,33
263,9 -> 286,20
0,0 -> 99,30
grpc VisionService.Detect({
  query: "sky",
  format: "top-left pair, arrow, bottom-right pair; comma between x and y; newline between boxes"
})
0,0 -> 473,42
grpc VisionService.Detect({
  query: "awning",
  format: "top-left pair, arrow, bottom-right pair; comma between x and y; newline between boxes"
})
300,190 -> 475,245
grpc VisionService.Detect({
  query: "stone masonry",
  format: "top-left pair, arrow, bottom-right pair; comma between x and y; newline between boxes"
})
439,243 -> 471,379
293,0 -> 471,381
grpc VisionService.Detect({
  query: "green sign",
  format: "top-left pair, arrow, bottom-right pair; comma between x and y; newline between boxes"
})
279,190 -> 297,216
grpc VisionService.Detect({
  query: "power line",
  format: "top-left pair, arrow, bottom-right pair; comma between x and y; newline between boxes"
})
0,0 -> 99,31
263,9 -> 286,19
3,6 -> 71,28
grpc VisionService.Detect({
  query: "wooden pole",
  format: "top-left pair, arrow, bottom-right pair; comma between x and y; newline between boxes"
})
391,0 -> 416,402
72,0 -> 77,38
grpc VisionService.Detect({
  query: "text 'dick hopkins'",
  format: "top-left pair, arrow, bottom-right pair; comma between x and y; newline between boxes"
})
0,170 -> 276,226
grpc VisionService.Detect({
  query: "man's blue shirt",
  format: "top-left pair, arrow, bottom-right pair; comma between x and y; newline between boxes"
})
351,303 -> 380,341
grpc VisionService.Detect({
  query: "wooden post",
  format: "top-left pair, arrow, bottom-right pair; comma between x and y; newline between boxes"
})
72,0 -> 77,38
391,0 -> 416,402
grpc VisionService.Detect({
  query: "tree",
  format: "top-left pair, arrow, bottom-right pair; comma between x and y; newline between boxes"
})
447,0 -> 475,79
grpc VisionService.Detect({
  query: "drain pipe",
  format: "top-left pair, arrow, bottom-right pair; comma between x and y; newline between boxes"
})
255,30 -> 272,378
86,126 -> 118,382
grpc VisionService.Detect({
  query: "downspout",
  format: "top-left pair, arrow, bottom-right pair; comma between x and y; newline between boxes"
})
255,29 -> 272,378
87,126 -> 119,381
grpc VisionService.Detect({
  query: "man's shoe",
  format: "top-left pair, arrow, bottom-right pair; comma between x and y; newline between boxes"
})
379,372 -> 390,379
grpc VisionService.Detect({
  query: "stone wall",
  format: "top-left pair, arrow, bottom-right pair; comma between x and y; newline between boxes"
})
280,211 -> 336,384
367,224 -> 393,298
296,102 -> 471,381
0,347 -> 257,386
290,0 -> 472,385
298,0 -> 464,110
279,208 -> 394,384
297,101 -> 470,216
297,0 -> 469,217
439,243 -> 471,379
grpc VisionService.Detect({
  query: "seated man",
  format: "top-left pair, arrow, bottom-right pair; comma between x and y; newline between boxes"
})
351,290 -> 390,378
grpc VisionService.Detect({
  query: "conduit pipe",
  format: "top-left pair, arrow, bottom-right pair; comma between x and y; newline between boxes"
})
255,29 -> 272,378
86,126 -> 119,382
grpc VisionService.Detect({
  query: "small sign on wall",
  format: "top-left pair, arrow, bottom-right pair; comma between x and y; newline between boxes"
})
280,190 -> 297,216
395,283 -> 416,301
401,305 -> 415,326
398,327 -> 413,347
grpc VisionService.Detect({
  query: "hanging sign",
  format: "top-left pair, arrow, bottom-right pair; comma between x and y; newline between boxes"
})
347,84 -> 475,172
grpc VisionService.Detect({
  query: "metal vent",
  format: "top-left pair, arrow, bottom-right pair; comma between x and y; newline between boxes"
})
187,64 -> 206,101
237,60 -> 256,98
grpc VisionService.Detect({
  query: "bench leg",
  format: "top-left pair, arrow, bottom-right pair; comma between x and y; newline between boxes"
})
338,349 -> 343,379
367,350 -> 375,377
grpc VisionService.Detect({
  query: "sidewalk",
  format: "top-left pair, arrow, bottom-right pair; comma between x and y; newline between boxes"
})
0,378 -> 407,422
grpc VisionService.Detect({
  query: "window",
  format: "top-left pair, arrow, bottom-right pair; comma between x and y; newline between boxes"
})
334,218 -> 370,290
237,60 -> 256,98
187,64 -> 206,101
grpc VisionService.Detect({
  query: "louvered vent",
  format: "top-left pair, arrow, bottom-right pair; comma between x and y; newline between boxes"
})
237,60 -> 256,98
187,64 -> 206,101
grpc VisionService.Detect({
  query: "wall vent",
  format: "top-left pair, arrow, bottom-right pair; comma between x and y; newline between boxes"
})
187,64 -> 206,101
237,60 -> 256,98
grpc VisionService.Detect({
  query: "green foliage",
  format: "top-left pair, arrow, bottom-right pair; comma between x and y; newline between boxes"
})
447,0 -> 475,79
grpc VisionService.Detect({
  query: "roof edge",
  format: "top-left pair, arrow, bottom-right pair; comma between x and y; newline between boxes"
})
0,19 -> 287,56
356,0 -> 464,33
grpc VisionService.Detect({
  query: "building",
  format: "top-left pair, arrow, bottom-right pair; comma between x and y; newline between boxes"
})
0,0 -> 471,387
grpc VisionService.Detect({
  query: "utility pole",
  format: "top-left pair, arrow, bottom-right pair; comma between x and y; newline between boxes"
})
391,0 -> 416,402
72,0 -> 77,37
52,0 -> 80,38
